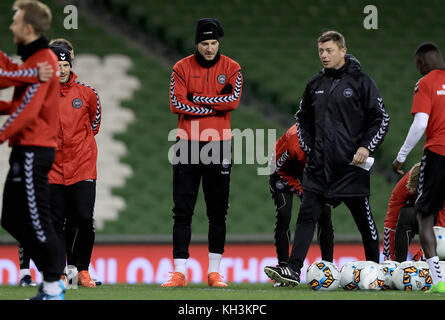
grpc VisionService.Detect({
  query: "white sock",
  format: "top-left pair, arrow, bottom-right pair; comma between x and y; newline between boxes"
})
208,252 -> 222,274
43,280 -> 62,296
174,259 -> 187,275
67,264 -> 77,271
19,268 -> 31,279
426,256 -> 443,284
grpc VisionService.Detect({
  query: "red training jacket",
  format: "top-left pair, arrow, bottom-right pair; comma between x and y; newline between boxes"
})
48,71 -> 101,185
383,169 -> 445,260
272,124 -> 307,196
169,54 -> 242,141
0,48 -> 60,148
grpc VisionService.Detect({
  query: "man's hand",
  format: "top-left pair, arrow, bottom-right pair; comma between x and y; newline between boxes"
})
220,84 -> 233,95
352,146 -> 369,165
37,62 -> 53,82
392,158 -> 404,175
186,93 -> 194,103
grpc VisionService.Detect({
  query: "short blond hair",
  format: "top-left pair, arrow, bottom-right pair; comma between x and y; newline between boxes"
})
318,30 -> 345,49
13,0 -> 51,36
407,162 -> 421,193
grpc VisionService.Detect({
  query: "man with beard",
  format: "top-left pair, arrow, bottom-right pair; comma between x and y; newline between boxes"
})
164,18 -> 242,287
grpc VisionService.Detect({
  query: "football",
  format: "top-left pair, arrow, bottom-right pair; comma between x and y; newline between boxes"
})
353,261 -> 385,290
380,260 -> 399,290
392,261 -> 430,291
413,261 -> 432,290
434,226 -> 445,259
306,261 -> 340,291
340,261 -> 359,290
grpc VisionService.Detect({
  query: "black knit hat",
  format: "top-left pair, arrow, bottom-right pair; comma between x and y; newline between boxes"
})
195,18 -> 224,44
50,45 -> 72,67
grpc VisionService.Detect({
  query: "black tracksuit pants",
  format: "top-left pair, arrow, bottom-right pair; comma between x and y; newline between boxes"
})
288,190 -> 380,273
272,191 -> 334,265
172,139 -> 231,259
1,146 -> 64,282
394,206 -> 419,262
51,181 -> 96,271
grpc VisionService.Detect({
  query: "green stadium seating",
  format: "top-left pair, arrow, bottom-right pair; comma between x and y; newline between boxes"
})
1,0 -> 442,240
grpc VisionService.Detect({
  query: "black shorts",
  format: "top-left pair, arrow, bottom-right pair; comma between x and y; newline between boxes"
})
415,148 -> 445,216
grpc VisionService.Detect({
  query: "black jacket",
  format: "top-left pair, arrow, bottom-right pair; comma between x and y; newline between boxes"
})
295,55 -> 390,198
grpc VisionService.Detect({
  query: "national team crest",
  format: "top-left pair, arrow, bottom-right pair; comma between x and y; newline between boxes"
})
275,180 -> 285,190
217,74 -> 226,85
343,88 -> 353,98
72,98 -> 83,109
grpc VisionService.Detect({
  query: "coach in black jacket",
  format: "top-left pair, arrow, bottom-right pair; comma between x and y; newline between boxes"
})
264,31 -> 390,285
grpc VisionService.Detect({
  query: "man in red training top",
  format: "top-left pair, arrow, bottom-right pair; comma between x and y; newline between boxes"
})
48,45 -> 101,288
383,162 -> 445,262
0,5 -> 54,290
392,42 -> 445,292
0,0 -> 65,300
269,124 -> 334,286
164,18 -> 242,287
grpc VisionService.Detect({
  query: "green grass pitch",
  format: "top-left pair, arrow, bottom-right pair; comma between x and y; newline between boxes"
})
1,283 -> 443,300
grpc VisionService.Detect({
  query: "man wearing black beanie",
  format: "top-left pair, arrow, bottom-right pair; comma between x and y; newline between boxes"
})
165,18 -> 243,288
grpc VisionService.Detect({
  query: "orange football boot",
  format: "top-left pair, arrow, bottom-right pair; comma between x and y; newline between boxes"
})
78,270 -> 96,288
161,272 -> 187,287
208,272 -> 228,287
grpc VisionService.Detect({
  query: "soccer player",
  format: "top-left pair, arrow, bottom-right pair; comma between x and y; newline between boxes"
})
48,44 -> 101,288
392,42 -> 445,293
265,31 -> 390,286
163,18 -> 242,287
269,124 -> 334,286
1,39 -> 54,288
0,0 -> 65,300
383,162 -> 445,262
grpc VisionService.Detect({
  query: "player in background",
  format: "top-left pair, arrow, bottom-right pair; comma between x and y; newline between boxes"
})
383,162 -> 445,262
268,124 -> 334,286
392,42 -> 445,293
163,18 -> 242,287
265,31 -> 390,286
0,0 -> 65,300
48,44 -> 101,288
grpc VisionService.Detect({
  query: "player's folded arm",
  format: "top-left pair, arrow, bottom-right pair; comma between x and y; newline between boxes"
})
169,70 -> 216,117
191,70 -> 243,112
